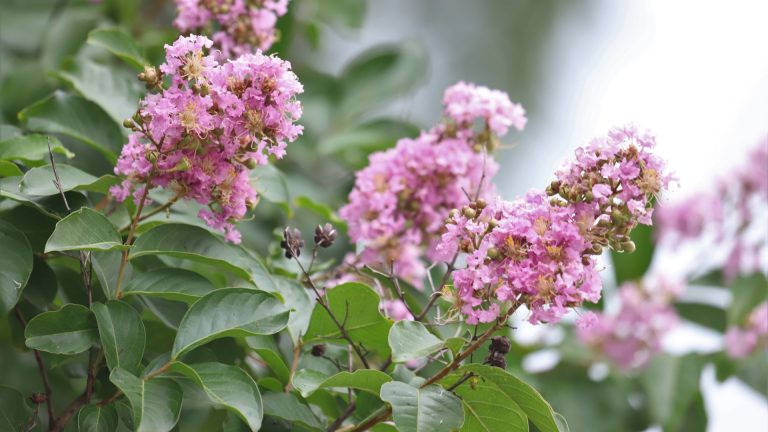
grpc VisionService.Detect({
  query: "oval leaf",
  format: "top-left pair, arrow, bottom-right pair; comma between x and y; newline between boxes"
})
170,362 -> 262,431
123,268 -> 215,302
0,220 -> 33,315
380,381 -> 464,432
304,283 -> 392,356
172,288 -> 289,359
78,404 -> 118,432
92,300 -> 146,373
443,369 -> 527,432
87,28 -> 149,70
45,208 -> 125,252
0,134 -> 73,165
0,386 -> 37,432
25,304 -> 98,354
293,368 -> 392,398
109,368 -> 182,432
389,320 -> 444,363
262,392 -> 323,430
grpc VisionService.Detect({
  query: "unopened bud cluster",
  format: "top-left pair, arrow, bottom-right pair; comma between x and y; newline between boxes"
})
174,0 -> 289,60
339,82 -> 526,286
110,34 -> 303,243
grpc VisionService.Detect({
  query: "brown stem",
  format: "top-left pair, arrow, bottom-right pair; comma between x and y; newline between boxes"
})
284,338 -> 302,392
14,309 -> 55,430
114,177 -> 153,298
118,195 -> 178,233
415,252 -> 459,322
294,258 -> 370,368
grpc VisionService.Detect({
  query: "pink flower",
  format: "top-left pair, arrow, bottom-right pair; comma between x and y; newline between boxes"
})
340,82 -> 525,286
381,299 -> 414,322
725,302 -> 768,358
111,35 -> 303,243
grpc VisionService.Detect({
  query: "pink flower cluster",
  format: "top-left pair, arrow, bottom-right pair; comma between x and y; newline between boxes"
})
657,140 -> 768,280
435,193 -> 601,324
339,82 -> 526,285
174,0 -> 289,59
111,35 -> 303,243
380,299 -> 414,321
576,279 -> 681,369
725,302 -> 768,358
435,125 -> 671,324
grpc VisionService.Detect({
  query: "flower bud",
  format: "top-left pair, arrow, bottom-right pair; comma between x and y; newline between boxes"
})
475,198 -> 487,209
314,223 -> 337,248
243,158 -> 258,169
487,247 -> 500,260
246,197 -> 259,211
462,206 -> 476,219
123,118 -> 135,129
620,240 -> 636,253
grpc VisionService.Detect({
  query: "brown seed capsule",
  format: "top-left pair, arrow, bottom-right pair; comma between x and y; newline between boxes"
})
311,344 -> 326,357
314,223 -> 337,248
485,351 -> 507,369
489,335 -> 511,354
280,226 -> 304,258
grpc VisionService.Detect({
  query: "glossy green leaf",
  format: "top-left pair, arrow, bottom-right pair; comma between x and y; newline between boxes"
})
245,335 -> 290,384
170,362 -> 262,431
20,164 -> 119,196
92,300 -> 146,373
87,28 -> 149,70
0,386 -> 38,432
25,304 -> 98,354
109,368 -> 182,432
0,160 -> 22,176
18,91 -> 123,162
55,59 -> 143,124
250,164 -> 290,211
304,282 -> 393,356
442,369 -> 528,432
610,224 -> 653,285
78,404 -> 119,432
0,220 -> 33,315
123,268 -> 215,302
22,257 -> 58,310
459,364 -> 560,432
262,392 -> 323,430
172,288 -> 289,358
45,208 -> 125,252
293,369 -> 392,398
0,134 -> 73,165
380,381 -> 464,432
389,320 -> 444,363
130,224 -> 258,282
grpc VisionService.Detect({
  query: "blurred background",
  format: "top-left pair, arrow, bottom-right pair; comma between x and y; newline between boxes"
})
1,0 -> 766,430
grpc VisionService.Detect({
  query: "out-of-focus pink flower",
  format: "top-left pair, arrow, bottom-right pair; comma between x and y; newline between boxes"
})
111,35 -> 303,243
576,279 -> 682,369
725,302 -> 768,358
381,299 -> 414,322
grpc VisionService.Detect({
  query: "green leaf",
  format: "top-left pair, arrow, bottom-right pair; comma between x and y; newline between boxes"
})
130,224 -> 258,282
20,164 -> 119,196
87,28 -> 149,70
0,220 -> 33,315
458,364 -> 560,432
339,43 -> 428,120
172,288 -> 289,359
319,119 -> 419,156
262,392 -> 323,430
109,368 -> 182,432
0,160 -> 22,176
293,369 -> 392,398
54,59 -> 144,124
442,370 -> 528,432
389,320 -> 444,363
18,91 -> 123,162
123,268 -> 215,302
23,257 -> 58,310
45,208 -> 125,253
170,362 -> 262,431
675,302 -> 726,332
245,335 -> 290,384
554,413 -> 570,432
78,404 -> 119,432
641,354 -> 705,431
25,304 -> 98,354
92,300 -> 146,373
0,134 -> 73,166
304,282 -> 393,356
250,164 -> 290,213
610,224 -> 654,284
294,195 -> 345,227
0,386 -> 38,432
380,381 -> 464,432
728,273 -> 768,326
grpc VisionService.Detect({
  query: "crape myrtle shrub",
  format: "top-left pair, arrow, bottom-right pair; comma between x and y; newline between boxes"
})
0,1 -> 766,431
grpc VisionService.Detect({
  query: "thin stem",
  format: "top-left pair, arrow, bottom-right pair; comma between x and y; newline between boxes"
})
14,309 -> 54,430
293,257 -> 370,368
415,251 -> 459,322
284,337 -> 302,392
118,195 -> 178,232
445,372 -> 474,392
114,178 -> 153,298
